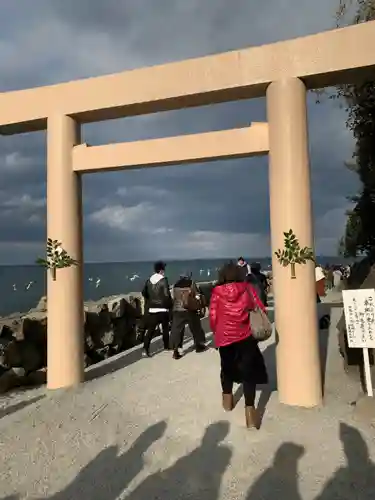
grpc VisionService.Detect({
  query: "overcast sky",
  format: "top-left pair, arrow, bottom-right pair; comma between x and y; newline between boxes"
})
0,0 -> 358,263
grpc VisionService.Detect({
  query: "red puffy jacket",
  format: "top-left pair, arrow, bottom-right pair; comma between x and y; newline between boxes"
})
209,282 -> 264,347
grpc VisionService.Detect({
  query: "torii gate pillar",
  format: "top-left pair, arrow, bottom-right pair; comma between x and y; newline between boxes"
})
267,78 -> 322,407
46,114 -> 84,389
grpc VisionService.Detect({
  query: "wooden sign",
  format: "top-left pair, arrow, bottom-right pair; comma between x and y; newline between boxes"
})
342,288 -> 375,396
342,289 -> 375,349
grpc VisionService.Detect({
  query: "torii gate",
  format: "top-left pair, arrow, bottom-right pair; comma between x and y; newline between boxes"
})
1,21 -> 374,407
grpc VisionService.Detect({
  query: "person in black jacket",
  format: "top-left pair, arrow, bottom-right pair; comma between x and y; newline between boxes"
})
142,261 -> 172,357
237,256 -> 251,282
250,262 -> 269,307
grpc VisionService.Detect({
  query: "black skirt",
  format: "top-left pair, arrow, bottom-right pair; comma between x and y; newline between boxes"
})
219,335 -> 268,385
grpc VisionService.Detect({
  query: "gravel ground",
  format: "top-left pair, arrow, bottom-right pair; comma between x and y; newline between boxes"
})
0,310 -> 375,499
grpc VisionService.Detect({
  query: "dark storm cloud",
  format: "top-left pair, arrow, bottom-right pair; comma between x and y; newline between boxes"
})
46,0 -> 338,61
0,0 -> 358,262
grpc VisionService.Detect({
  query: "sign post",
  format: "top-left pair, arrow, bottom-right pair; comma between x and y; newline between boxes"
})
342,289 -> 375,397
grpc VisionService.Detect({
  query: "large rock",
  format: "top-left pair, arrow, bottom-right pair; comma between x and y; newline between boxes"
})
0,367 -> 46,394
36,295 -> 47,311
85,305 -> 115,352
0,292 -> 144,388
0,329 -> 45,374
0,318 -> 22,341
0,285 -> 210,393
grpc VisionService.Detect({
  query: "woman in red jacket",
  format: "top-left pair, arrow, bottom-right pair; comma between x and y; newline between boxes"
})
209,262 -> 268,429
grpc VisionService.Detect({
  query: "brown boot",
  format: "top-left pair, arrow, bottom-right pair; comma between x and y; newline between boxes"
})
245,406 -> 259,429
222,393 -> 234,412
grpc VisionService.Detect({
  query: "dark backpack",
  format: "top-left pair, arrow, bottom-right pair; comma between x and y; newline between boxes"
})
181,283 -> 204,311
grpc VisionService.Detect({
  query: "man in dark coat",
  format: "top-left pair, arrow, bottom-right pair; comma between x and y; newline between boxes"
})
142,261 -> 172,357
250,262 -> 269,306
237,256 -> 251,281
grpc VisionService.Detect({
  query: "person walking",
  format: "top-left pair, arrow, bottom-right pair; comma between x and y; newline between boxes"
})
315,264 -> 326,303
170,273 -> 208,360
333,266 -> 343,287
209,262 -> 268,429
142,261 -> 172,357
237,256 -> 251,281
250,262 -> 269,307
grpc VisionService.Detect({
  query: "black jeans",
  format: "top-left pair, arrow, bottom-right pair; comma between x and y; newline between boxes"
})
170,311 -> 206,350
220,371 -> 257,406
143,311 -> 170,352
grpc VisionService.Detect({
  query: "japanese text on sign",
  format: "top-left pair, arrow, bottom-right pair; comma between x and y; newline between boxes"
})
342,289 -> 375,349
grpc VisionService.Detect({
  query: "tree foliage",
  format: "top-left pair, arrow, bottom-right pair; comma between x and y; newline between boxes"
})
334,1 -> 375,258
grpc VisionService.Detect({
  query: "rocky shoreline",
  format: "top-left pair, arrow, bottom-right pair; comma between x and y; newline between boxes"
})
0,291 -> 147,393
0,281 -> 216,394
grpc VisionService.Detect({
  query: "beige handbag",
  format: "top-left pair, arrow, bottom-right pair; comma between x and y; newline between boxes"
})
249,306 -> 273,342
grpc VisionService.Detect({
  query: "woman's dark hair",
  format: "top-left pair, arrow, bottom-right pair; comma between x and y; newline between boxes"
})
154,260 -> 166,273
217,261 -> 244,285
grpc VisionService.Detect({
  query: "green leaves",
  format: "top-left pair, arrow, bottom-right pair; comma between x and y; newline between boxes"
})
335,5 -> 375,259
36,238 -> 79,273
275,229 -> 315,276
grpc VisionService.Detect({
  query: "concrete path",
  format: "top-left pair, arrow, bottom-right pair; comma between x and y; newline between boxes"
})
1,313 -> 375,499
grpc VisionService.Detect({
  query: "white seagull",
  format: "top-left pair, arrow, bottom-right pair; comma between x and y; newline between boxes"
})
25,281 -> 35,290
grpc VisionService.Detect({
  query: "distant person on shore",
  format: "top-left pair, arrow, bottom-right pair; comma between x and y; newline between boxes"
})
315,265 -> 326,303
250,262 -> 269,307
136,298 -> 149,344
236,257 -> 264,303
325,265 -> 334,289
141,261 -> 173,357
333,267 -> 343,287
237,256 -> 251,281
343,264 -> 351,279
170,273 -> 208,360
209,262 -> 268,429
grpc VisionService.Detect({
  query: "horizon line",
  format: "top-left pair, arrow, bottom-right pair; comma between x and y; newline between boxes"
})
0,254 -> 349,267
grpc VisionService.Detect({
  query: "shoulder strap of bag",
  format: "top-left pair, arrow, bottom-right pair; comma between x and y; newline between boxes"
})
245,286 -> 258,311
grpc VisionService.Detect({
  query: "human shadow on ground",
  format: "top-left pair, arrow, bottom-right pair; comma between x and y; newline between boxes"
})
4,420 -> 375,499
315,423 -> 375,500
45,421 -> 166,500
86,317 -> 211,381
254,339 -> 277,426
0,395 -> 44,420
125,421 -> 232,500
318,327 -> 330,395
246,442 -> 305,500
2,421 -> 230,500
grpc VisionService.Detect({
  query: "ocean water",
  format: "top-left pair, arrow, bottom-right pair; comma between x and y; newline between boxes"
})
0,256 -> 349,316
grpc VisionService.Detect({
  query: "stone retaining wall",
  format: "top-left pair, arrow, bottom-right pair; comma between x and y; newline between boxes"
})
0,282 -> 216,393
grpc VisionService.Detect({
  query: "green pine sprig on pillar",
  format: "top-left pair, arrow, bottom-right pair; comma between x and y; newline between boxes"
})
36,238 -> 78,281
275,229 -> 315,279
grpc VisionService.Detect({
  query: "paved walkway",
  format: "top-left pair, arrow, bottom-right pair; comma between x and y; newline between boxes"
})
1,308 -> 375,499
